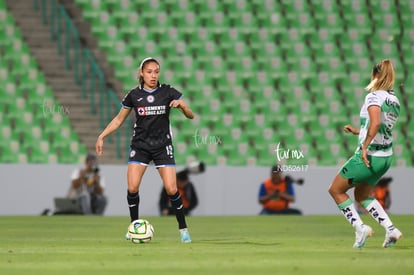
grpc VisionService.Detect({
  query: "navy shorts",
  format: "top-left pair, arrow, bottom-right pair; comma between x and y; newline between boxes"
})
128,143 -> 175,167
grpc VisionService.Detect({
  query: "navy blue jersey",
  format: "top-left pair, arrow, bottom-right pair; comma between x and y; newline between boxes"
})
122,84 -> 182,149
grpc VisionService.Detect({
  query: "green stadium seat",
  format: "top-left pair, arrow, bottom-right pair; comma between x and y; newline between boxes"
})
0,140 -> 27,163
0,111 -> 8,127
27,140 -> 55,163
57,142 -> 87,164
19,68 -> 43,93
0,124 -> 18,146
400,11 -> 413,36
197,148 -> 223,166
117,12 -> 142,37
345,13 -> 371,35
0,5 -> 87,164
111,2 -> 135,21
393,143 -> 412,166
28,87 -> 55,114
114,56 -> 136,84
96,25 -> 121,51
89,11 -> 115,38
340,30 -> 370,59
20,124 -> 47,148
341,0 -> 371,32
44,112 -> 71,134
317,143 -> 345,166
369,34 -> 400,59
169,9 -> 201,29
280,0 -> 314,28
0,20 -> 22,49
80,0 -> 108,20
258,10 -> 288,35
106,40 -> 132,67
30,150 -> 58,164
370,0 -> 400,35
311,3 -> 341,31
68,0 -> 412,166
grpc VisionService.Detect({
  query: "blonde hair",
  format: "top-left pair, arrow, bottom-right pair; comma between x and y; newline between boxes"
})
365,59 -> 395,91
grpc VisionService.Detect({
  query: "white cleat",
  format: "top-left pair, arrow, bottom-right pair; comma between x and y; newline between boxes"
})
179,228 -> 192,243
383,228 -> 402,248
353,224 -> 374,248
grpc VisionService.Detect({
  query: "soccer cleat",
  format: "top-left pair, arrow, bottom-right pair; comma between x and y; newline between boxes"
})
383,228 -> 402,248
179,228 -> 192,243
353,224 -> 374,248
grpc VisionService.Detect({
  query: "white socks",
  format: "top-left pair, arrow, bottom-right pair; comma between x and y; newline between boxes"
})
362,198 -> 394,232
338,198 -> 364,228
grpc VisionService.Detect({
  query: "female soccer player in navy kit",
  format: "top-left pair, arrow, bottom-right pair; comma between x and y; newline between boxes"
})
96,57 -> 194,243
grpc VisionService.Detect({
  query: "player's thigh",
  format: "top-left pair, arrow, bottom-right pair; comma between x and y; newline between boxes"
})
127,163 -> 147,192
158,166 -> 177,195
340,151 -> 374,184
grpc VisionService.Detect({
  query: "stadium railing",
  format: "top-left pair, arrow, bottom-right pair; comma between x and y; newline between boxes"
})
34,0 -> 129,160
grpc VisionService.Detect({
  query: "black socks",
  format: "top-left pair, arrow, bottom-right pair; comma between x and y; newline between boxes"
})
169,192 -> 187,229
127,191 -> 139,222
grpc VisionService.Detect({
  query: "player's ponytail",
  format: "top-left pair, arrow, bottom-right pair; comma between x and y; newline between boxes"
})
365,59 -> 395,92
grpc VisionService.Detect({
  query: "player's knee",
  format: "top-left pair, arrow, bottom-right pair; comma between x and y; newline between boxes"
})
164,185 -> 177,196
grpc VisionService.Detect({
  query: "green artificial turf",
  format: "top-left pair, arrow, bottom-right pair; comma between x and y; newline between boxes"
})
0,215 -> 412,274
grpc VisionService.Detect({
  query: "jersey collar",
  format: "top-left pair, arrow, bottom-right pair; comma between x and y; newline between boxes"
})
141,83 -> 160,93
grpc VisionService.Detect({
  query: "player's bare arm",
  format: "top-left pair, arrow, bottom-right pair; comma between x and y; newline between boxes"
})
96,107 -> 132,155
170,99 -> 194,119
360,105 -> 381,167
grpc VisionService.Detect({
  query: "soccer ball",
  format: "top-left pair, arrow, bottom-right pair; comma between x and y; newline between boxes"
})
128,219 -> 154,244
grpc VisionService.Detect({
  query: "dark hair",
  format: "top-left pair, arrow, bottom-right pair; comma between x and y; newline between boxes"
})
138,57 -> 160,86
177,170 -> 189,181
271,164 -> 282,174
86,154 -> 96,161
373,63 -> 381,74
377,177 -> 392,187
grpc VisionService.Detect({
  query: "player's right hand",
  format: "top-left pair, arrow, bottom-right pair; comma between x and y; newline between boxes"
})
344,125 -> 358,135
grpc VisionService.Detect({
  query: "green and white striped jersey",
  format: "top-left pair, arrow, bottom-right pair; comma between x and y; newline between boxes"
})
358,90 -> 400,156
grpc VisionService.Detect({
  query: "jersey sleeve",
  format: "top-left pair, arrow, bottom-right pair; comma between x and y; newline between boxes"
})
169,85 -> 183,100
121,91 -> 133,108
365,92 -> 381,108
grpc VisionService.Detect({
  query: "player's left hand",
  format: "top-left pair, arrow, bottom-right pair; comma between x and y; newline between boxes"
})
169,99 -> 182,108
170,99 -> 194,119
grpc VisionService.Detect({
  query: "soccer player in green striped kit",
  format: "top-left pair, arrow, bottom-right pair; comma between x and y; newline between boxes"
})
328,59 -> 402,248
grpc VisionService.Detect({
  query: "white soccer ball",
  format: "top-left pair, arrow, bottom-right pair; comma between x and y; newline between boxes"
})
128,219 -> 154,244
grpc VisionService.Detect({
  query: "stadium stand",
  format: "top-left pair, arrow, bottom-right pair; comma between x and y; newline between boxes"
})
0,2 -> 87,163
71,0 -> 412,166
1,0 -> 412,166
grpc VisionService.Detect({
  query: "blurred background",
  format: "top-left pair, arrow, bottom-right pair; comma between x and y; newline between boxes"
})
1,0 -> 413,215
